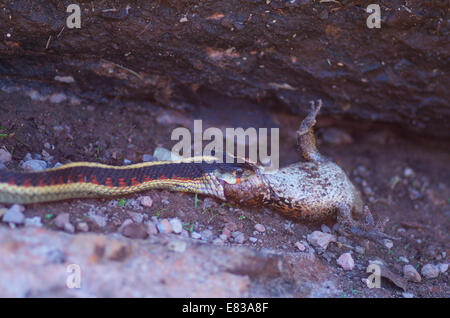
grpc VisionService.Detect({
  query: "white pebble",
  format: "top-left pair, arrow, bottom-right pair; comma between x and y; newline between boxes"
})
421,264 -> 440,279
24,216 -> 43,227
169,218 -> 183,234
437,263 -> 448,273
0,148 -> 12,164
139,196 -> 153,208
404,167 -> 414,177
21,159 -> 47,171
337,252 -> 355,271
294,241 -> 306,251
307,231 -> 336,249
384,239 -> 394,249
2,204 -> 25,224
254,223 -> 265,232
76,222 -> 89,232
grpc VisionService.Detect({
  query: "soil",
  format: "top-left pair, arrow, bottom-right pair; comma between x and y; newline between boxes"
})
0,85 -> 448,298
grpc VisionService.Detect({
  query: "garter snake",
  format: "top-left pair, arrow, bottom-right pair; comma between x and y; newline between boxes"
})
0,156 -> 256,204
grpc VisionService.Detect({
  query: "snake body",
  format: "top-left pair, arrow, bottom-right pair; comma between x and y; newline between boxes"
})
0,157 -> 255,204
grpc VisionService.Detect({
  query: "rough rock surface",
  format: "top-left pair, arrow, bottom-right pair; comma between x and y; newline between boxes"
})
0,226 -> 339,297
0,0 -> 448,136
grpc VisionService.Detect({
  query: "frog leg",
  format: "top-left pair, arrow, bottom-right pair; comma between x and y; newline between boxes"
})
336,203 -> 399,246
296,99 -> 326,163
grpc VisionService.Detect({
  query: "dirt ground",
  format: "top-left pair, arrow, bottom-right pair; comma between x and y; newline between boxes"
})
0,85 -> 448,298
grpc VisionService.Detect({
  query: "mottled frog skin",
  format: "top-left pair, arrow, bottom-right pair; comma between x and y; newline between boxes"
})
224,100 -> 395,245
264,161 -> 364,222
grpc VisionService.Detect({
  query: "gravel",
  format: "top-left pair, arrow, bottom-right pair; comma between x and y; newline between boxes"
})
54,213 -> 70,229
76,222 -> 89,232
421,264 -> 440,279
24,217 -> 43,227
294,241 -> 306,251
21,159 -> 47,171
254,224 -> 266,232
437,263 -> 448,273
200,230 -> 214,241
169,218 -> 183,234
156,219 -> 172,234
0,148 -> 12,163
2,204 -> 25,224
307,231 -> 336,250
336,253 -> 355,270
139,196 -> 153,208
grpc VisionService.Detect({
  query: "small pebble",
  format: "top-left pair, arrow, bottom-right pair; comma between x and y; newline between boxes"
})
384,239 -> 394,249
212,238 -> 224,245
231,231 -> 243,238
421,264 -> 440,279
24,216 -> 43,227
219,234 -> 228,241
146,221 -> 158,235
54,75 -> 75,83
54,213 -> 70,229
76,222 -> 89,232
234,232 -> 246,244
88,213 -> 107,228
222,227 -> 232,239
294,241 -> 306,251
437,263 -> 448,273
402,292 -> 414,298
139,196 -> 153,208
156,219 -> 172,234
180,229 -> 190,238
128,212 -> 144,223
64,222 -> 75,233
224,222 -> 237,232
307,231 -> 336,249
403,167 -> 414,178
200,229 -> 214,241
403,265 -> 422,283
399,256 -> 409,263
21,159 -> 47,171
0,148 -> 12,163
2,204 -> 25,224
337,253 -> 355,270
191,231 -> 201,239
254,224 -> 266,233
248,237 -> 258,243
49,92 -> 67,103
169,218 -> 183,234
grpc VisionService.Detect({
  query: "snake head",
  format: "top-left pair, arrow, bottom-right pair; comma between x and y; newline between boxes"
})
214,163 -> 256,185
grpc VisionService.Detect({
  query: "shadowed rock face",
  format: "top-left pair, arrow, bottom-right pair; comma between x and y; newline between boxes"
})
0,0 -> 448,136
